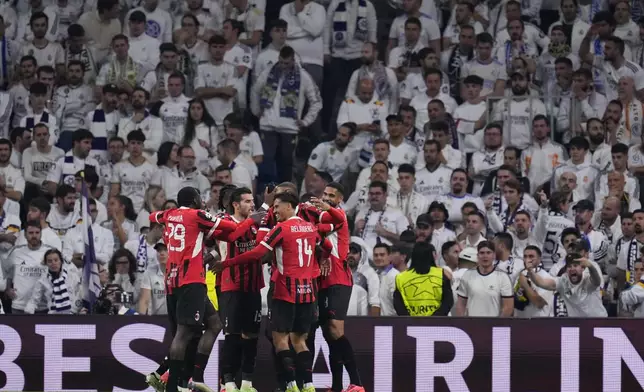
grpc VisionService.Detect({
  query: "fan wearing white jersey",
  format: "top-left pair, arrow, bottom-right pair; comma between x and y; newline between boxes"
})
149,73 -> 191,144
454,75 -> 487,157
509,211 -> 540,259
469,124 -> 505,195
142,43 -> 191,104
573,200 -> 610,267
137,242 -> 168,315
46,185 -> 82,242
306,122 -> 358,186
529,253 -> 607,317
580,32 -> 644,102
387,164 -> 429,226
53,61 -> 96,146
486,179 -> 535,234
434,168 -> 485,226
534,191 -> 575,270
355,145 -> 400,199
455,241 -> 514,317
460,210 -> 487,249
110,130 -> 158,212
6,222 -> 54,314
460,33 -> 506,99
491,70 -> 546,150
409,68 -> 457,131
597,144 -> 639,202
371,243 -> 399,317
15,197 -> 62,251
176,14 -> 211,67
616,209 -> 644,297
619,260 -> 644,317
514,246 -> 552,318
62,198 -> 114,267
492,232 -> 525,285
117,88 -> 164,163
553,136 -> 600,201
521,115 -> 567,193
19,12 -> 65,74
414,139 -> 451,203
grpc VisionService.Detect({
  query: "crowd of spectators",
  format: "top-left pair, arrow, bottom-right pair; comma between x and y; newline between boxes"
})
1,0 -> 644,318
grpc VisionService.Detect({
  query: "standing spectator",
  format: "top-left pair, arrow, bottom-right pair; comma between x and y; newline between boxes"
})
553,136 -> 600,201
414,140 -> 452,203
530,253 -> 607,317
455,241 -> 514,317
194,35 -> 238,128
137,242 -> 168,315
279,0 -> 326,92
251,45 -> 321,183
227,0 -> 265,56
102,196 -> 139,251
77,0 -> 121,64
64,24 -> 99,86
514,246 -> 552,318
22,124 -> 65,196
10,56 -> 38,129
54,61 -> 96,151
123,11 -> 162,71
86,84 -> 121,167
454,75 -> 486,159
0,139 -> 26,202
149,73 -> 191,144
117,88 -> 164,163
387,164 -> 429,226
136,185 -> 166,231
254,19 -> 289,82
435,169 -> 485,226
46,184 -> 81,242
394,242 -> 453,316
225,120 -> 263,165
387,0 -> 440,55
347,238 -> 381,315
175,14 -> 211,67
222,19 -> 253,110
371,243 -> 398,316
44,129 -> 101,195
124,221 -> 164,274
521,115 -> 566,193
460,211 -> 487,249
142,44 -> 191,104
468,123 -> 505,195
492,70 -> 547,150
181,99 -> 218,171
110,130 -> 159,212
461,32 -> 506,99
124,0 -> 173,44
150,145 -> 210,200
20,82 -> 59,146
306,122 -> 358,186
349,42 -> 398,113
337,78 -> 388,150
62,197 -> 113,266
20,12 -> 65,73
410,69 -> 458,131
215,139 -> 255,190
6,221 -> 52,314
323,0 -> 377,133
25,249 -> 81,314
16,198 -> 62,250
354,181 -> 408,253
96,35 -> 147,95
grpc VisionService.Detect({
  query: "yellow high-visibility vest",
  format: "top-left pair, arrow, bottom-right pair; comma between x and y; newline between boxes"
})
395,267 -> 444,316
206,271 -> 218,311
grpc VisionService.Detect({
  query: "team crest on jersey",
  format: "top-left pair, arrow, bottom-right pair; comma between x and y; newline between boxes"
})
310,153 -> 318,160
251,226 -> 257,234
194,311 -> 200,321
29,49 -> 34,55
243,55 -> 250,62
202,211 -> 214,220
584,176 -> 589,183
64,87 -> 70,94
146,20 -> 162,38
438,177 -> 443,183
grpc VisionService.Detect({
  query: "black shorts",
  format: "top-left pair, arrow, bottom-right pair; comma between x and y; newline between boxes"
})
167,283 -> 214,327
269,299 -> 317,334
218,291 -> 262,335
318,285 -> 352,325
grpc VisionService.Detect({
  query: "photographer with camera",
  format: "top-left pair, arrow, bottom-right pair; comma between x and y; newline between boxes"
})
93,283 -> 138,315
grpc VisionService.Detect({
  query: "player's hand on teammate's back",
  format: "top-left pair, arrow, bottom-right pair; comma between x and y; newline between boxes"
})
211,260 -> 225,274
320,258 -> 331,276
309,197 -> 331,211
250,210 -> 268,225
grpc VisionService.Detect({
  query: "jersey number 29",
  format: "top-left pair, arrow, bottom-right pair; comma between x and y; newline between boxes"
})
167,223 -> 186,252
296,238 -> 313,267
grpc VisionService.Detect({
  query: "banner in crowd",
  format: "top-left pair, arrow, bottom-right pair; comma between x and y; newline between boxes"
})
0,316 -> 643,392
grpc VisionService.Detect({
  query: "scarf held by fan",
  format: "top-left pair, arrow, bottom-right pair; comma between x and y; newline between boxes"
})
50,268 -> 72,314
332,0 -> 368,48
259,64 -> 301,119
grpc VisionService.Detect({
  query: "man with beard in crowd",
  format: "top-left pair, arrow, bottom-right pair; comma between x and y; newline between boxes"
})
529,252 -> 606,317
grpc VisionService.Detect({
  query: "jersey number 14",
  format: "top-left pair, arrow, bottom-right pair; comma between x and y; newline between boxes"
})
296,238 -> 313,267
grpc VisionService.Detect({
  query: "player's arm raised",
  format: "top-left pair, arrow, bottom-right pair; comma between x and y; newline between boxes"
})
219,223 -> 282,268
311,198 -> 346,226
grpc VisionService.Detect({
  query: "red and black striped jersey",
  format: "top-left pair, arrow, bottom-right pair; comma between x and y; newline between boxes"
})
150,208 -> 237,290
218,216 -> 263,293
260,217 -> 322,304
319,207 -> 353,288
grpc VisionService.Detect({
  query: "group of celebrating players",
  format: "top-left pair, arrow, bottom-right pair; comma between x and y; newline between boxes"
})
146,182 -> 364,392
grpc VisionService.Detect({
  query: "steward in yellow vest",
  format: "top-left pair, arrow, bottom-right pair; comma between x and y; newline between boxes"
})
393,242 -> 453,316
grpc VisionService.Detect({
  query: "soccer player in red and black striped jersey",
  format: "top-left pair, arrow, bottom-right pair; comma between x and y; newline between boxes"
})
149,186 -> 250,392
217,187 -> 263,392
215,192 -> 333,392
311,183 -> 365,392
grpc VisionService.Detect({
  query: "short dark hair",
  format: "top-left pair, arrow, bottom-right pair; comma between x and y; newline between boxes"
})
373,243 -> 391,254
612,143 -> 629,154
397,163 -> 415,176
315,171 -> 333,183
494,232 -> 514,251
279,45 -> 295,59
441,240 -> 458,256
274,192 -> 299,208
524,245 -> 542,257
369,180 -> 387,193
477,240 -> 495,252
30,11 -> 48,26
326,182 -> 345,196
29,197 -> 51,216
55,184 -> 76,199
231,187 -> 253,204
10,127 -> 29,145
68,24 -> 85,37
569,136 -> 590,150
72,129 -> 93,143
25,220 -> 42,230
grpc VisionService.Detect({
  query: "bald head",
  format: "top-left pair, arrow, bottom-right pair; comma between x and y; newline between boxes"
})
602,196 -> 620,221
357,78 -> 375,103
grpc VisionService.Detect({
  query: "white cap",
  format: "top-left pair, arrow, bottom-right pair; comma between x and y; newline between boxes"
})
459,247 -> 478,263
